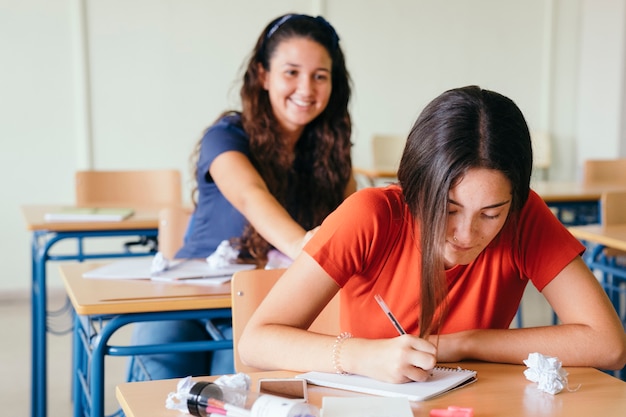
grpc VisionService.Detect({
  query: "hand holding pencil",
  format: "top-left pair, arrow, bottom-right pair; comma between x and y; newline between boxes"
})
373,293 -> 437,382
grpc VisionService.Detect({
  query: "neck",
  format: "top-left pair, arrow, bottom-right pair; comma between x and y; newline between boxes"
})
282,128 -> 303,153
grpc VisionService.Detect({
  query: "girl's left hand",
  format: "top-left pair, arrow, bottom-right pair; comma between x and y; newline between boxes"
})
428,331 -> 469,363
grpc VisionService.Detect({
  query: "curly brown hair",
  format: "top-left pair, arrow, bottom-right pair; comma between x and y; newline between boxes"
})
190,14 -> 353,260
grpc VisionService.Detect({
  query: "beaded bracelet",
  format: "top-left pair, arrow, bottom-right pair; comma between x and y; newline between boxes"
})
332,331 -> 352,374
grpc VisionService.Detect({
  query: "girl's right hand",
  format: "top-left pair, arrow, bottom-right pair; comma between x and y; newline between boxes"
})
286,227 -> 320,259
347,335 -> 437,383
302,226 -> 320,247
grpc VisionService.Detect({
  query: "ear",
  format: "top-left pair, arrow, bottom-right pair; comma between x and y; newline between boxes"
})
257,63 -> 269,91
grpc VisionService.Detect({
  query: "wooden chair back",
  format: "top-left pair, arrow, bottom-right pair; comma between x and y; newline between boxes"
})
372,134 -> 406,173
601,190 -> 626,225
157,206 -> 192,259
600,190 -> 626,257
75,170 -> 182,209
231,268 -> 340,373
583,159 -> 626,185
354,134 -> 406,187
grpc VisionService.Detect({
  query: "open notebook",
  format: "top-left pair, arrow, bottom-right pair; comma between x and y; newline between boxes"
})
296,366 -> 477,402
44,207 -> 134,222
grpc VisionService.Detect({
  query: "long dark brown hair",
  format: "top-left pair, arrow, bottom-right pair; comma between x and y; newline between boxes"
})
190,14 -> 352,260
397,86 -> 532,338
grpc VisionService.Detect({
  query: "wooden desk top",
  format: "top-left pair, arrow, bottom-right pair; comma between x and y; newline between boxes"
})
532,181 -> 626,203
115,362 -> 626,417
60,263 -> 231,315
568,224 -> 626,252
21,205 -> 160,232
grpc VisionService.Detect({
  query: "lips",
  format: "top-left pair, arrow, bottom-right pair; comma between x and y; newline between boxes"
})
449,241 -> 473,251
289,97 -> 313,108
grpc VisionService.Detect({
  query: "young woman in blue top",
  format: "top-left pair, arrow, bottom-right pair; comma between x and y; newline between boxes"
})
130,13 -> 355,380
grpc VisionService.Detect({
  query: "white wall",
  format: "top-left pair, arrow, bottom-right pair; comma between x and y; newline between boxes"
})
2,0 -> 626,294
576,0 -> 626,164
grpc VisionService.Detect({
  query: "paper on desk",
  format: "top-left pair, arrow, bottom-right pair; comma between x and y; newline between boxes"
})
150,261 -> 255,283
322,397 -> 412,417
82,257 -> 254,284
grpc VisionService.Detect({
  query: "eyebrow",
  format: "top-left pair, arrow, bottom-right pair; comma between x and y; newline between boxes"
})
282,62 -> 331,72
447,198 -> 511,210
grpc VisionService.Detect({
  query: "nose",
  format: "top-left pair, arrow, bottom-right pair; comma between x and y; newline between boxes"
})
451,215 -> 475,244
297,75 -> 314,95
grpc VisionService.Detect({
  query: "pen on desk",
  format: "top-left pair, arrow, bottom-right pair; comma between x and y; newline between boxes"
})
374,293 -> 406,335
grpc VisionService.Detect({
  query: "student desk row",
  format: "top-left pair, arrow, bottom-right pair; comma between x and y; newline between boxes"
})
21,205 -> 162,417
532,181 -> 626,225
60,262 -> 233,417
115,362 -> 626,417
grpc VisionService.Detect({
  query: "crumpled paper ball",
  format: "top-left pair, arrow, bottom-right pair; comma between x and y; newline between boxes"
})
165,373 -> 251,412
150,251 -> 170,274
523,352 -> 569,395
206,240 -> 240,268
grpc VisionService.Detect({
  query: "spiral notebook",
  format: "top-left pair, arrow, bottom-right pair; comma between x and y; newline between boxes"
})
296,366 -> 477,402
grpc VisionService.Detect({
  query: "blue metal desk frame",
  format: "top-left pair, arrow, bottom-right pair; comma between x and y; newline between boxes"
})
31,228 -> 158,417
580,242 -> 626,380
545,200 -> 600,226
72,308 -> 233,417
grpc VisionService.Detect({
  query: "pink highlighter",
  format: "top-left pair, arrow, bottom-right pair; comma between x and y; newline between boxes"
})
429,406 -> 474,417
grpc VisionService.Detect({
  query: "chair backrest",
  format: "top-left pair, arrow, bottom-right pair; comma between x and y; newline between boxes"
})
583,159 -> 626,185
75,170 -> 182,209
600,190 -> 626,258
157,206 -> 192,259
231,268 -> 340,373
372,134 -> 406,173
601,190 -> 626,225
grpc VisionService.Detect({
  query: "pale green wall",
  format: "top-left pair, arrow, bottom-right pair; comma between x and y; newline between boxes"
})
2,0 -> 626,294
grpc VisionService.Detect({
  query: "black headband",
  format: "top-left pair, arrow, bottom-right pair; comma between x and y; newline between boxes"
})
264,14 -> 340,51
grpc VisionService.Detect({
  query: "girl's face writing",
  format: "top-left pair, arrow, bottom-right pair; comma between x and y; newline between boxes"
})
260,37 -> 332,138
444,168 -> 512,269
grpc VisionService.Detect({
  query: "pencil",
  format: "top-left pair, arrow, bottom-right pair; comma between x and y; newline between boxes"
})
374,293 -> 407,335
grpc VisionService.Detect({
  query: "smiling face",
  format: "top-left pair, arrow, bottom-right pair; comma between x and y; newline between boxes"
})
444,168 -> 512,269
260,37 -> 332,139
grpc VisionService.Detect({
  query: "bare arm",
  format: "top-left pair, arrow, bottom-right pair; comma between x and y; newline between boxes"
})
435,256 -> 626,370
210,151 -> 308,259
210,151 -> 356,259
239,253 -> 437,383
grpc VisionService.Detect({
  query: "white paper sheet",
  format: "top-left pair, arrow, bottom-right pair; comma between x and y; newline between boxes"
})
322,397 -> 413,417
82,257 -> 255,285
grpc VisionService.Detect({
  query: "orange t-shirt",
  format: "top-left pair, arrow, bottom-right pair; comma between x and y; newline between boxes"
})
304,185 -> 584,337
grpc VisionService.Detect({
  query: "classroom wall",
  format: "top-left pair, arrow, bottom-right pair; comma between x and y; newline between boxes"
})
2,0 -> 626,294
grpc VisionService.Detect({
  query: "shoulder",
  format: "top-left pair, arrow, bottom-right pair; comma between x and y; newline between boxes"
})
325,185 -> 408,236
505,189 -> 584,289
199,113 -> 249,155
306,184 -> 410,280
205,113 -> 247,140
345,185 -> 405,216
